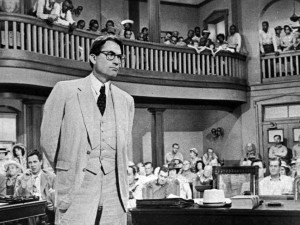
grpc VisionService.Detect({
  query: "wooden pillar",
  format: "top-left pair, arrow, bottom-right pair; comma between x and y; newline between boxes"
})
24,100 -> 43,153
148,0 -> 161,43
148,108 -> 165,167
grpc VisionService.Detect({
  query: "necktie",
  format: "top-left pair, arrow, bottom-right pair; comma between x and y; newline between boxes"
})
97,85 -> 106,115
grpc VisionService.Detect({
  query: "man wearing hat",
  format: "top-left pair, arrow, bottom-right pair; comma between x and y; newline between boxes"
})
0,147 -> 8,175
119,19 -> 135,40
274,26 -> 283,51
4,160 -> 21,195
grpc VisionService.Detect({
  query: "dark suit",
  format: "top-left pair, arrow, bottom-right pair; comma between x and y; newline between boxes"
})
40,75 -> 134,224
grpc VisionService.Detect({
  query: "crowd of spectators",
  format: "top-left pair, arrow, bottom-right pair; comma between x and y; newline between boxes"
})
0,144 -> 55,224
259,20 -> 300,56
128,140 -> 299,210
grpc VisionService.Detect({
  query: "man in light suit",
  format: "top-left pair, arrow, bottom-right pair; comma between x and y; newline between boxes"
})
40,35 -> 135,225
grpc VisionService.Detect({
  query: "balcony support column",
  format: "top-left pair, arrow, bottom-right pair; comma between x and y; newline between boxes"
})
148,0 -> 161,43
148,108 -> 165,168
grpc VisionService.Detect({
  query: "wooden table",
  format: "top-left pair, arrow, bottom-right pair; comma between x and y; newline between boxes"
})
130,200 -> 300,225
0,201 -> 46,223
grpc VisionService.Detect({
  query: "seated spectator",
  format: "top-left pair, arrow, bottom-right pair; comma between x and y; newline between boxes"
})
124,30 -> 133,39
0,0 -> 20,13
181,160 -> 197,183
202,148 -> 218,166
260,158 -> 293,195
280,161 -> 291,176
172,31 -> 179,38
12,143 -> 27,172
144,162 -> 157,182
142,167 -> 178,199
168,162 -> 192,199
192,26 -> 201,42
176,36 -> 186,46
76,19 -> 85,29
259,21 -> 279,56
164,35 -> 177,45
51,0 -> 76,31
240,159 -> 266,195
87,19 -> 101,34
30,0 -> 57,20
240,143 -> 261,166
0,147 -> 8,175
119,19 -> 135,40
101,20 -> 116,35
15,150 -> 56,223
164,32 -> 172,43
4,160 -> 21,196
199,165 -> 213,185
213,33 -> 235,56
184,30 -> 194,45
194,160 -> 205,177
281,25 -> 295,51
0,173 -> 6,197
227,25 -> 241,53
269,135 -> 288,162
165,143 -> 183,165
199,30 -> 212,47
128,166 -> 143,208
274,26 -> 283,51
189,148 -> 200,169
290,159 -> 297,178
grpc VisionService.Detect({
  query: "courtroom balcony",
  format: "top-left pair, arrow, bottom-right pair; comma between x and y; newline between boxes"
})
0,13 -> 247,104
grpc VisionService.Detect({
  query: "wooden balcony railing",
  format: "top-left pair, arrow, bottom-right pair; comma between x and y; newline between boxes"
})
0,12 -> 246,79
261,51 -> 300,82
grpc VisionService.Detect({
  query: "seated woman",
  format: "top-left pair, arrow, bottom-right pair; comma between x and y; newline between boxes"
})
202,148 -> 218,166
194,160 -> 205,177
12,143 -> 27,172
240,143 -> 261,166
4,160 -> 21,196
281,25 -> 295,52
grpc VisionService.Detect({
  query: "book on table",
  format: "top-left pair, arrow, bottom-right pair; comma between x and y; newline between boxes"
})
230,195 -> 260,209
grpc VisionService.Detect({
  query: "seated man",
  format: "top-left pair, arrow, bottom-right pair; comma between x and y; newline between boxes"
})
181,160 -> 197,183
144,162 -> 157,183
51,0 -> 76,29
128,166 -> 143,209
260,158 -> 293,195
142,167 -> 178,199
168,162 -> 191,199
269,135 -> 288,162
15,150 -> 56,224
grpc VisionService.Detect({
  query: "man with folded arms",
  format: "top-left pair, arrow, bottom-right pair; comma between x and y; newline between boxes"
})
259,158 -> 293,195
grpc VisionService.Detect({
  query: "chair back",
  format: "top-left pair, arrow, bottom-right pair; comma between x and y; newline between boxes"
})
212,166 -> 258,198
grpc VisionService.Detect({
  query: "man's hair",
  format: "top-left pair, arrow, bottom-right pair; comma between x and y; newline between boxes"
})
89,19 -> 99,28
269,158 -> 281,167
89,35 -> 123,68
159,166 -> 169,174
217,33 -> 225,40
141,27 -> 148,33
28,149 -> 43,161
251,159 -> 266,168
273,134 -> 281,140
144,162 -> 152,167
128,165 -> 137,175
194,26 -> 200,31
172,143 -> 179,148
262,21 -> 269,26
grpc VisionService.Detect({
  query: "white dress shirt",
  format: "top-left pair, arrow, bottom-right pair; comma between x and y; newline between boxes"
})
90,73 -> 110,102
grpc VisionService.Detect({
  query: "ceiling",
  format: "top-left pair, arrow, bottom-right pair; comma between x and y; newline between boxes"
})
162,0 -> 207,5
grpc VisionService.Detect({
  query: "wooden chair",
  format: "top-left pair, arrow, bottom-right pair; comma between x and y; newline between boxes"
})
212,166 -> 259,198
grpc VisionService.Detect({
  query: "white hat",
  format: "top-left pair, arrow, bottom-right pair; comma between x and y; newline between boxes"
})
121,19 -> 134,25
4,160 -> 21,171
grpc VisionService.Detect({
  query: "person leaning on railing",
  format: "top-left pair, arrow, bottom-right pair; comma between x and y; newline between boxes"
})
259,21 -> 280,57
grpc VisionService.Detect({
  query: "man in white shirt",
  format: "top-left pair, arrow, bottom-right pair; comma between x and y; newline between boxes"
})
227,25 -> 242,53
165,143 -> 183,165
32,0 -> 58,22
51,0 -> 75,29
259,158 -> 293,195
259,21 -> 279,56
144,162 -> 157,182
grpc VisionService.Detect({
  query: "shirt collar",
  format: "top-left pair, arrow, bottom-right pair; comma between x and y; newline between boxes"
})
90,73 -> 110,96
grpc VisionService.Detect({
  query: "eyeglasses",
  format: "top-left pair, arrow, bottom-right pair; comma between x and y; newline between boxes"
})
100,51 -> 125,63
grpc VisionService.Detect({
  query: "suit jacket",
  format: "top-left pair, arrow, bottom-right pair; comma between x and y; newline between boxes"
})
40,75 -> 134,214
14,170 -> 55,201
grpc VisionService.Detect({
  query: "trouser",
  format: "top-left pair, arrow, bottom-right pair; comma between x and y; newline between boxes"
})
56,168 -> 126,225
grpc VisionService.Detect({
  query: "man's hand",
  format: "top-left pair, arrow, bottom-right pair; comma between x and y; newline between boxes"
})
47,201 -> 54,211
48,14 -> 58,21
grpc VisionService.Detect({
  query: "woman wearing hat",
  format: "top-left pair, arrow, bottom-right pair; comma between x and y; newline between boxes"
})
0,147 -> 8,175
4,160 -> 21,196
12,143 -> 27,172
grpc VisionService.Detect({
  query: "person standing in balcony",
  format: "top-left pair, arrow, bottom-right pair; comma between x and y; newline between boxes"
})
30,0 -> 58,22
281,25 -> 295,52
51,0 -> 76,31
87,19 -> 101,34
274,26 -> 283,51
41,35 -> 134,225
119,19 -> 135,40
192,26 -> 201,42
227,25 -> 242,53
184,29 -> 194,45
259,21 -> 279,56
